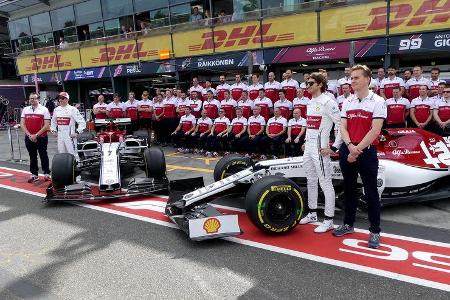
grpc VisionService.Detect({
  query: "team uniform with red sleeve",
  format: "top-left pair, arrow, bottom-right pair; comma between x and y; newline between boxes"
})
405,77 -> 431,101
274,99 -> 293,119
292,96 -> 309,118
93,102 -> 108,119
220,98 -> 238,120
254,96 -> 273,121
339,91 -> 386,234
206,116 -> 230,151
380,76 -> 405,99
241,115 -> 266,153
173,113 -> 197,148
230,82 -> 248,101
300,82 -> 312,99
176,98 -> 191,118
262,116 -> 287,156
152,101 -> 164,142
286,117 -> 306,156
227,116 -> 248,152
335,94 -> 352,111
21,104 -> 51,176
201,87 -> 216,101
138,99 -> 153,129
434,97 -> 450,136
385,97 -> 410,128
192,116 -> 213,150
280,79 -> 299,101
248,83 -> 264,100
237,98 -> 254,119
264,80 -> 281,104
188,98 -> 203,118
124,100 -> 140,131
410,96 -> 434,126
215,83 -> 231,101
202,99 -> 221,119
107,102 -> 124,118
161,97 -> 178,144
189,85 -> 204,99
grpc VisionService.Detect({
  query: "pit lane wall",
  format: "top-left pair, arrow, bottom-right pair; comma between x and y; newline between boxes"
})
15,0 -> 450,76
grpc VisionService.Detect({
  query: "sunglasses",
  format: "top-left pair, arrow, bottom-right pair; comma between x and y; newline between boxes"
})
306,81 -> 316,86
444,91 -> 450,93
219,111 -> 225,113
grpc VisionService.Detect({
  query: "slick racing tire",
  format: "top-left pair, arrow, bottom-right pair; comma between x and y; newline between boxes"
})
144,147 -> 166,180
245,176 -> 304,234
77,132 -> 95,143
133,130 -> 150,146
52,153 -> 76,188
213,154 -> 253,182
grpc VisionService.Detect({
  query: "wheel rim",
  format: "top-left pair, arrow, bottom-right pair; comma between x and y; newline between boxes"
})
221,162 -> 248,179
265,194 -> 295,223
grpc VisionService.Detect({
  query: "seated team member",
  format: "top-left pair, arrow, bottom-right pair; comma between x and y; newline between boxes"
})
172,107 -> 196,152
93,95 -> 108,119
237,90 -> 254,119
206,109 -> 230,157
152,94 -> 165,144
274,90 -> 293,120
138,91 -> 153,132
261,107 -> 287,159
220,90 -> 238,120
336,83 -> 353,111
188,91 -> 203,118
285,108 -> 306,157
254,88 -> 273,121
191,109 -> 213,154
410,85 -> 434,131
226,107 -> 248,153
124,92 -> 140,132
433,87 -> 450,136
202,90 -> 221,120
385,86 -> 410,128
240,106 -> 266,156
107,93 -> 124,118
176,91 -> 190,118
292,88 -> 309,119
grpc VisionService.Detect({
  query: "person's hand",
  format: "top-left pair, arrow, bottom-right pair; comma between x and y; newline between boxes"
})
348,143 -> 362,156
347,153 -> 357,163
249,135 -> 255,140
320,148 -> 335,157
28,134 -> 37,142
70,133 -> 78,138
185,132 -> 190,136
171,131 -> 176,135
51,130 -> 57,136
191,132 -> 196,136
301,144 -> 305,152
199,133 -> 204,137
236,134 -> 241,138
294,137 -> 300,144
285,137 -> 291,143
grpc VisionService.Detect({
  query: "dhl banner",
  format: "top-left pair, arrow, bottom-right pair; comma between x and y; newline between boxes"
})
321,0 -> 450,41
212,20 -> 263,53
16,49 -> 81,75
172,28 -> 214,57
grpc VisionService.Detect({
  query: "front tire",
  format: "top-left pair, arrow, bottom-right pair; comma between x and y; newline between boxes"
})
143,147 -> 166,180
245,176 -> 304,234
213,154 -> 253,182
51,153 -> 76,188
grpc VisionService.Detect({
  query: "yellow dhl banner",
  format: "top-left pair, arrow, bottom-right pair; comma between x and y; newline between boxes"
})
321,0 -> 450,41
16,49 -> 81,75
172,28 -> 214,57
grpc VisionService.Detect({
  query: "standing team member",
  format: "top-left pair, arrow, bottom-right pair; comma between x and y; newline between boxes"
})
226,107 -> 248,153
152,94 -> 164,144
299,73 -> 341,233
176,91 -> 190,118
264,72 -> 281,104
336,83 -> 352,111
333,65 -> 386,249
50,92 -> 86,156
385,86 -> 410,128
202,91 -> 221,119
300,73 -> 312,99
319,69 -> 337,99
248,74 -> 264,100
285,108 -> 306,157
138,91 -> 153,132
410,85 -> 434,131
274,90 -> 293,119
261,107 -> 287,159
107,93 -> 125,118
379,66 -> 405,100
216,75 -> 231,101
373,67 -> 386,94
93,95 -> 108,119
292,88 -> 309,119
237,91 -> 254,119
201,80 -> 216,101
405,65 -> 431,100
433,87 -> 450,136
161,90 -> 178,147
230,74 -> 248,101
337,67 -> 352,95
280,69 -> 299,101
188,91 -> 203,118
254,89 -> 273,121
21,93 -> 51,182
429,67 -> 446,96
124,92 -> 139,132
189,77 -> 204,99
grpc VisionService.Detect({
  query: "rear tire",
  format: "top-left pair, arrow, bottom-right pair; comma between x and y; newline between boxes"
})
213,154 -> 253,182
245,176 -> 304,234
143,147 -> 166,179
52,153 -> 76,188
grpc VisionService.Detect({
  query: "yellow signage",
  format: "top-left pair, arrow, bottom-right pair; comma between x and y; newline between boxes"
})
172,28 -> 214,57
16,49 -> 81,75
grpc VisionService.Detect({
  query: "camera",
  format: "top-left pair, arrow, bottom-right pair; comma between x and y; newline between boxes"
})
259,64 -> 267,71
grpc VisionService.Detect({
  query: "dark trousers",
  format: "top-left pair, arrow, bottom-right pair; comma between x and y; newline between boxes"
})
191,132 -> 209,149
139,118 -> 152,130
25,136 -> 50,176
160,118 -> 177,143
172,131 -> 191,148
206,133 -> 226,151
226,132 -> 248,152
240,134 -> 264,153
339,144 -> 381,233
384,122 -> 406,129
285,135 -> 304,157
261,135 -> 285,156
153,120 -> 163,142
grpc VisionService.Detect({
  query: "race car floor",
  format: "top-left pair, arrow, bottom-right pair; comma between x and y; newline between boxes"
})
0,130 -> 449,299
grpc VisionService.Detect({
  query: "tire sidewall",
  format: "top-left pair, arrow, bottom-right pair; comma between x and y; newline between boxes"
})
213,154 -> 252,182
144,147 -> 166,179
51,153 -> 76,188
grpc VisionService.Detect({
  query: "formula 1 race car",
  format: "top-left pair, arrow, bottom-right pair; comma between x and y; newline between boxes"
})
45,118 -> 169,201
166,128 -> 450,240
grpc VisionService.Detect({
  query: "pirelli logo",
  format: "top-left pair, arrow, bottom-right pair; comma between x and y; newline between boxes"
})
26,55 -> 71,71
91,42 -> 158,63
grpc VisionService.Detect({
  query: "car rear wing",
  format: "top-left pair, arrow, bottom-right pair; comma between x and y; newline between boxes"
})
95,118 -> 132,126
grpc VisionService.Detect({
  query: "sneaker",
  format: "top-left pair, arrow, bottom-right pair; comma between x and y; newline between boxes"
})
176,148 -> 183,153
333,224 -> 354,237
224,151 -> 230,156
299,212 -> 317,224
368,233 -> 381,249
205,151 -> 212,157
44,174 -> 51,181
272,155 -> 278,159
314,219 -> 334,233
212,151 -> 219,157
260,154 -> 267,160
27,175 -> 39,183
244,153 -> 251,158
76,175 -> 82,183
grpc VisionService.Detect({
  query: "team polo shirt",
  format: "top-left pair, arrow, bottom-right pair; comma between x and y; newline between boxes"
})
179,114 -> 196,132
288,117 -> 306,136
189,99 -> 203,118
93,102 -> 108,119
202,99 -> 221,119
385,97 -> 410,125
220,98 -> 238,120
248,83 -> 264,100
153,102 -> 164,117
107,102 -> 124,118
138,99 -> 153,119
264,80 -> 281,103
230,82 -> 248,101
300,82 -> 312,99
21,104 -> 51,137
197,117 -> 213,133
337,77 -> 352,95
411,97 -> 433,123
430,79 -> 446,93
267,116 -> 287,135
216,83 -> 231,101
237,99 -> 254,119
189,85 -> 204,99
124,100 -> 139,121
380,76 -> 405,99
231,116 -> 248,134
274,99 -> 293,119
327,81 -> 338,96
213,116 -> 230,134
434,98 -> 450,122
336,94 -> 352,111
281,79 -> 299,101
405,77 -> 431,100
254,97 -> 273,121
176,99 -> 191,117
292,97 -> 309,118
162,97 -> 177,118
341,91 -> 386,144
248,115 -> 266,135
201,87 -> 216,101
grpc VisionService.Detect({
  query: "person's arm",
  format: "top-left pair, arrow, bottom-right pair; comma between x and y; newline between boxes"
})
433,109 -> 444,127
172,123 -> 181,134
297,127 -> 306,139
339,118 -> 360,156
355,118 -> 384,151
20,118 -> 30,136
423,111 -> 433,126
209,124 -> 215,136
186,122 -> 196,134
74,108 -> 86,134
238,125 -> 247,137
380,89 -> 386,99
35,120 -> 50,137
410,107 -> 419,126
50,113 -> 57,132
286,126 -> 292,141
256,125 -> 265,136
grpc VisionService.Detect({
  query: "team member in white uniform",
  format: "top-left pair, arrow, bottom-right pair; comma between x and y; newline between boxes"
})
433,87 -> 450,136
248,74 -> 264,100
264,72 -> 281,104
237,90 -> 254,119
429,67 -> 446,97
274,91 -> 293,119
189,77 -> 204,99
379,66 -> 405,100
410,85 -> 434,131
201,80 -> 216,101
261,108 -> 287,158
226,107 -> 248,153
292,88 -> 309,119
336,83 -> 353,111
216,75 -> 231,101
337,66 -> 352,95
171,107 -> 196,151
93,95 -> 108,119
299,73 -> 341,233
405,65 -> 431,101
230,74 -> 248,101
107,93 -> 125,118
280,69 -> 299,101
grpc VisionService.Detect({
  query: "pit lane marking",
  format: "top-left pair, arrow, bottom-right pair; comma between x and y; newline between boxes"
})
165,164 -> 213,173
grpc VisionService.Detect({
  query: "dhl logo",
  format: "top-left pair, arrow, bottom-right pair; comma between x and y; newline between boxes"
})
346,0 -> 450,34
189,23 -> 294,51
25,55 -> 71,71
91,42 -> 158,63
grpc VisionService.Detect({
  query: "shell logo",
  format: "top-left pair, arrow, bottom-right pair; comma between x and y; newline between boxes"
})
203,218 -> 221,234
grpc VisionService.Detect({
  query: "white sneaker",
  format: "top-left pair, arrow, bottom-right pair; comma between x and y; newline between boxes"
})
314,219 -> 334,233
76,175 -> 82,183
299,212 -> 317,224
